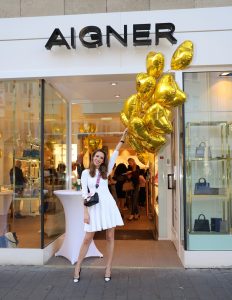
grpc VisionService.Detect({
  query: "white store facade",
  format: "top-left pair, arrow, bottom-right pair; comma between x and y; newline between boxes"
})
0,6 -> 232,267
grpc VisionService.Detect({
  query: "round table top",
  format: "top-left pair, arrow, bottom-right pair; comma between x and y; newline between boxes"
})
0,190 -> 13,195
54,190 -> 82,196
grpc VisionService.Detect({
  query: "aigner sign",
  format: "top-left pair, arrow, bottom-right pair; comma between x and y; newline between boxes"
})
45,23 -> 177,50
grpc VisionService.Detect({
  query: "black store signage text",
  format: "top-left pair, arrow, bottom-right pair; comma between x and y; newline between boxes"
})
45,23 -> 177,50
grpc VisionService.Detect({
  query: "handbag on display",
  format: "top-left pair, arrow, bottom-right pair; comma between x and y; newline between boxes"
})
194,214 -> 210,232
194,178 -> 219,195
220,220 -> 228,233
84,173 -> 100,207
195,142 -> 212,159
194,178 -> 211,195
211,217 -> 222,232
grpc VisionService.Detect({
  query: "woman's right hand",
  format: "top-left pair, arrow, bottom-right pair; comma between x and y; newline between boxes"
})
84,210 -> 90,224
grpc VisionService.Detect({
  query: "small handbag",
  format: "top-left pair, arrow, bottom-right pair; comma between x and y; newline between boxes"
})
194,214 -> 210,232
195,142 -> 212,159
194,178 -> 210,195
194,178 -> 219,195
84,173 -> 100,207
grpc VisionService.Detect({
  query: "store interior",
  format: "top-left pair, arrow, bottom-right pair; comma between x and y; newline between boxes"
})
0,75 -> 164,254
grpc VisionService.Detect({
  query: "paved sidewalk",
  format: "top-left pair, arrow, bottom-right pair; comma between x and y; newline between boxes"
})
0,266 -> 232,300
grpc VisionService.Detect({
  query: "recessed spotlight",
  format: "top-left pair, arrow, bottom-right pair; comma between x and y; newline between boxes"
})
111,82 -> 117,86
219,72 -> 232,77
115,95 -> 120,98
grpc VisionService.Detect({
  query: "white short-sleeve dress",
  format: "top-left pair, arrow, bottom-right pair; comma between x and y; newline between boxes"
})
81,150 -> 124,232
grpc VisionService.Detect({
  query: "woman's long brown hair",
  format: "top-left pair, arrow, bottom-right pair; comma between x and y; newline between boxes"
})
89,149 -> 108,179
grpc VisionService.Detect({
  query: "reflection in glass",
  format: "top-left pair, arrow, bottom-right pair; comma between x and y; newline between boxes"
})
43,82 -> 67,247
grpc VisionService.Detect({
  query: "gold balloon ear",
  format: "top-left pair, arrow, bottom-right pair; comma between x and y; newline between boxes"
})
153,73 -> 186,108
136,73 -> 156,102
171,40 -> 194,71
171,80 -> 186,107
146,51 -> 165,79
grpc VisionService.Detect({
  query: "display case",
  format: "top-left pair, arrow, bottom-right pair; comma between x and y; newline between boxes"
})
185,121 -> 231,241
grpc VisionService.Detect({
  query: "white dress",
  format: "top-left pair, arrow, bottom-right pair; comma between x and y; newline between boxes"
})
81,150 -> 124,232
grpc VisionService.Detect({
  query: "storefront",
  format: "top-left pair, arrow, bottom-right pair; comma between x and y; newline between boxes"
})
0,7 -> 232,267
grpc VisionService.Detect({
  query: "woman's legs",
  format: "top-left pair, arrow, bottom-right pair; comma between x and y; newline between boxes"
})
74,231 -> 95,276
105,227 -> 115,276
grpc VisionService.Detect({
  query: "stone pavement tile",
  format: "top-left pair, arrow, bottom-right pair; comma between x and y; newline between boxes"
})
1,267 -> 232,300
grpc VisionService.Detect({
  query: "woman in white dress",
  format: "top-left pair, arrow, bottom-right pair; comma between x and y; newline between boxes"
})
74,128 -> 128,283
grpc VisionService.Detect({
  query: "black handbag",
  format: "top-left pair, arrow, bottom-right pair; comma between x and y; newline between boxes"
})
194,214 -> 210,232
84,173 -> 100,207
195,142 -> 212,159
84,192 -> 99,207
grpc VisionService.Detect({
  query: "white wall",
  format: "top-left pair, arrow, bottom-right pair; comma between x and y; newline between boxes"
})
0,7 -> 232,79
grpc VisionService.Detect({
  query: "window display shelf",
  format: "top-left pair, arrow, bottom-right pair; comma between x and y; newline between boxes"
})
191,195 -> 227,200
185,121 -> 231,235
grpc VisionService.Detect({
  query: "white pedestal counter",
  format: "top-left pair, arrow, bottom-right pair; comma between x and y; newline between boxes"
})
0,190 -> 13,235
54,190 -> 103,264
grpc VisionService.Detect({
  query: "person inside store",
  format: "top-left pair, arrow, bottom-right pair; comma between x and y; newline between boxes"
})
138,169 -> 146,207
76,152 -> 85,179
126,157 -> 140,221
71,162 -> 77,189
73,128 -> 128,283
56,163 -> 66,186
9,160 -> 27,218
114,163 -> 128,215
108,163 -> 118,202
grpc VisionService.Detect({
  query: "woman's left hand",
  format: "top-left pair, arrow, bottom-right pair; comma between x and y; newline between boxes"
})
121,128 -> 128,141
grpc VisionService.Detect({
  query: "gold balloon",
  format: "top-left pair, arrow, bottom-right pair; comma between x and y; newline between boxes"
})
172,80 -> 187,107
88,137 -> 102,153
79,123 -> 96,133
89,123 -> 96,133
120,111 -> 129,127
94,137 -> 102,149
141,135 -> 166,154
171,40 -> 194,71
129,117 -> 147,140
137,152 -> 149,165
143,103 -> 173,134
154,74 -> 186,107
128,135 -> 144,153
136,73 -> 156,102
122,94 -> 138,119
129,116 -> 166,152
146,51 -> 165,79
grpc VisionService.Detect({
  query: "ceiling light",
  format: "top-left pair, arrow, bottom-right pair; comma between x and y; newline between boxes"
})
101,117 -> 112,121
111,82 -> 117,86
219,72 -> 232,77
115,95 -> 120,98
